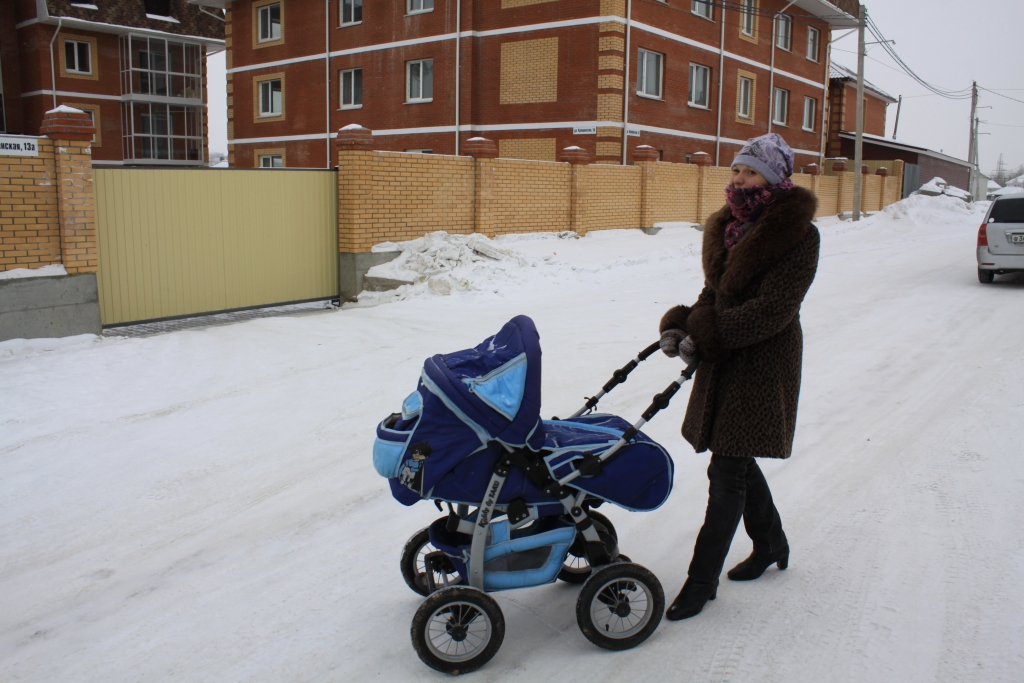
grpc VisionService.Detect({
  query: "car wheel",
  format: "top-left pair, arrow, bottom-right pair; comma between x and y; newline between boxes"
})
978,268 -> 995,284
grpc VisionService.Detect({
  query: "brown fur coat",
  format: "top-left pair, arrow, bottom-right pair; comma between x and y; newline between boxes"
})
660,185 -> 820,459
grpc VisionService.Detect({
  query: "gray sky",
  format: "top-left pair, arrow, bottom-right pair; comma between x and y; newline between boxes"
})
832,0 -> 1024,177
206,1 -> 1024,177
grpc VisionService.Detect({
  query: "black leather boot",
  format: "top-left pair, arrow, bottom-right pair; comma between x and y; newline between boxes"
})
726,546 -> 789,581
665,578 -> 718,621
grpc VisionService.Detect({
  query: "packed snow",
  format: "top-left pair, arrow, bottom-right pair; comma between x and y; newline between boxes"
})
2,195 -> 1023,682
916,177 -> 972,201
0,264 -> 67,280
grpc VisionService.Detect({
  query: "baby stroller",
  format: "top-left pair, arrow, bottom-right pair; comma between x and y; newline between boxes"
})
372,315 -> 698,674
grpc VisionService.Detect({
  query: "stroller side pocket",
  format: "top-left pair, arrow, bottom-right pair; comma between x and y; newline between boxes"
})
373,415 -> 414,479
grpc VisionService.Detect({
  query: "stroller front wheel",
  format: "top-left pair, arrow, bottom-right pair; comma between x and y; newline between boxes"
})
411,586 -> 505,675
576,562 -> 665,651
401,526 -> 463,596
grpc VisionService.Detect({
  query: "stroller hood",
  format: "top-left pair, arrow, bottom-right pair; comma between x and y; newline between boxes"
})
375,315 -> 546,497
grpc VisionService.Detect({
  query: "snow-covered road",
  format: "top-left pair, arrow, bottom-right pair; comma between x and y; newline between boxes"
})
2,196 -> 1022,682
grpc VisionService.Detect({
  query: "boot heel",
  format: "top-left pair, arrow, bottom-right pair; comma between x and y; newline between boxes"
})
709,584 -> 718,600
777,551 -> 789,571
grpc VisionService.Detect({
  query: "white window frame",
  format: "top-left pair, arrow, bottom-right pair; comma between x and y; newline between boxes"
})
806,27 -> 820,62
259,154 -> 283,168
691,0 -> 713,20
340,0 -> 362,26
773,87 -> 789,126
65,39 -> 92,74
407,0 -> 433,15
257,3 -> 281,43
738,76 -> 753,119
636,48 -> 663,100
802,96 -> 816,131
775,14 -> 792,51
688,63 -> 711,109
406,59 -> 433,103
259,79 -> 282,116
340,68 -> 362,109
741,0 -> 756,37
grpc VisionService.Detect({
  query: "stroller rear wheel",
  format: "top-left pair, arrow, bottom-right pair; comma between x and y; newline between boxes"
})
411,586 -> 505,675
401,526 -> 463,596
576,562 -> 664,651
558,510 -> 617,584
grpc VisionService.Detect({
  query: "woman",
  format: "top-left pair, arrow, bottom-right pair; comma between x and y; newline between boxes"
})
658,133 -> 819,621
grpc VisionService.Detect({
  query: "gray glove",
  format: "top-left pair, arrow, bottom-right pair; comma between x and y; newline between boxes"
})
678,336 -> 697,365
660,329 -> 686,357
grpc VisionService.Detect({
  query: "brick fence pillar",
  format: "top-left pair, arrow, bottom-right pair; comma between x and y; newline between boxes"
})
634,145 -> 659,229
690,151 -> 713,223
561,146 -> 590,235
39,107 -> 97,275
802,163 -> 821,200
335,125 -> 380,299
465,137 -> 498,237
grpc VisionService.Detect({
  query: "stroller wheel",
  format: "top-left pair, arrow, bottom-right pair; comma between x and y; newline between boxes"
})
558,510 -> 617,584
576,563 -> 664,651
401,526 -> 463,596
411,586 -> 505,675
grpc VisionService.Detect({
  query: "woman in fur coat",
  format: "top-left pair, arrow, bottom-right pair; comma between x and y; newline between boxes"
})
659,133 -> 820,621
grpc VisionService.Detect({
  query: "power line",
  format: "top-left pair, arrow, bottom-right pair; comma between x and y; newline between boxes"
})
864,15 -> 972,100
978,87 -> 1024,106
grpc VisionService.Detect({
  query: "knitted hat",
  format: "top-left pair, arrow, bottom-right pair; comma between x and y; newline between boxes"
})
730,133 -> 794,185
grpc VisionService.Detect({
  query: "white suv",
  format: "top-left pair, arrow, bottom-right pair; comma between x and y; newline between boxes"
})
977,195 -> 1024,283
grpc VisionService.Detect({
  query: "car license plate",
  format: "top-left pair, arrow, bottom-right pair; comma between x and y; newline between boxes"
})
1011,234 -> 1024,244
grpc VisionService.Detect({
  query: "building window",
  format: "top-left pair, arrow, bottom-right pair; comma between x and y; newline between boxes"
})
260,79 -> 283,116
773,87 -> 789,125
258,3 -> 282,42
691,0 -> 712,19
121,101 -> 204,162
341,0 -> 362,25
807,27 -> 820,62
121,36 -> 203,100
689,63 -> 710,108
260,154 -> 283,167
738,76 -> 753,119
802,96 -> 816,131
775,14 -> 792,51
741,0 -> 756,37
67,104 -> 101,145
65,39 -> 92,74
636,48 -> 663,99
407,59 -> 433,102
408,0 -> 434,15
341,68 -> 362,108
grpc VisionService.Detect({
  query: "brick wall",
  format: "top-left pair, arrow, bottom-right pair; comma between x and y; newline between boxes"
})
579,164 -> 641,232
815,175 -> 840,217
338,151 -> 475,253
641,162 -> 700,225
699,167 -> 733,223
486,159 -> 571,236
0,140 -> 61,271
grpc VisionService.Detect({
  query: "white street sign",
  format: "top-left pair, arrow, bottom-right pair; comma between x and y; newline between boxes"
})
0,136 -> 40,157
573,126 -> 597,135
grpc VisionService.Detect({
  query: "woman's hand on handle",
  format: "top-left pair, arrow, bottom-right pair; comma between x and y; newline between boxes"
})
660,329 -> 686,357
678,336 -> 697,365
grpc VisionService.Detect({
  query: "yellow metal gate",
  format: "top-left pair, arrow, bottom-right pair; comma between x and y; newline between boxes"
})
94,168 -> 338,326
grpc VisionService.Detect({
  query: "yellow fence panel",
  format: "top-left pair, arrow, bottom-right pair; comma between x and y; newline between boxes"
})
95,169 -> 337,326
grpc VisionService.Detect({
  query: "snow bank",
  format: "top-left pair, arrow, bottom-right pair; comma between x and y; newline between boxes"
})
916,177 -> 972,202
0,333 -> 101,361
882,192 -> 981,222
0,264 -> 68,280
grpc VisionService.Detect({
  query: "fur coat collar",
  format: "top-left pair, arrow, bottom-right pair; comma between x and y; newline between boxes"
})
703,185 -> 818,296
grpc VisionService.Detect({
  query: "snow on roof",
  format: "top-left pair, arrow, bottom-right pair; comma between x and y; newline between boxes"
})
1007,175 -> 1024,188
830,63 -> 898,103
987,180 -> 1002,190
991,186 -> 1024,197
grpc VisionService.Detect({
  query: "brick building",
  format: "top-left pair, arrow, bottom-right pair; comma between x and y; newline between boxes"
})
825,61 -> 896,158
215,0 -> 859,169
2,0 -> 224,165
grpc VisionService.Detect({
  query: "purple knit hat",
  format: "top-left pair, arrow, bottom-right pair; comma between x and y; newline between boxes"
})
730,133 -> 794,186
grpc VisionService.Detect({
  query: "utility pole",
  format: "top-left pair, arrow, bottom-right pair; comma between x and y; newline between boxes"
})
852,4 -> 865,221
968,81 -> 978,186
892,95 -> 902,139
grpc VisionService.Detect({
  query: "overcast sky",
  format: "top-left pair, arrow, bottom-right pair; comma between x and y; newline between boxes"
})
206,0 -> 1023,177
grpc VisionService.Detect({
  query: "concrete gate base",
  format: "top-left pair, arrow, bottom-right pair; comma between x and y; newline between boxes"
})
0,273 -> 103,342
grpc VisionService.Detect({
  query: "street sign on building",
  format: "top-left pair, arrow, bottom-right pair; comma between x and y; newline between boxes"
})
0,136 -> 39,157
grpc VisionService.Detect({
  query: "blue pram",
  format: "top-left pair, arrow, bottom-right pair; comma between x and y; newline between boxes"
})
373,315 -> 698,674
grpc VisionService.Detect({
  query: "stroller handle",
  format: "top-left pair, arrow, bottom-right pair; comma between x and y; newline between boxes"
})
566,341 -> 663,419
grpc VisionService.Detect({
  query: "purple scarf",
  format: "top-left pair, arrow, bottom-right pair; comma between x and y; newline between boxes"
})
723,179 -> 795,249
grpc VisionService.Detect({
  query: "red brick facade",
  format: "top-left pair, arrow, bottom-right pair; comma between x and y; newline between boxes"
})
227,0 -> 856,168
825,65 -> 895,158
3,0 -> 223,165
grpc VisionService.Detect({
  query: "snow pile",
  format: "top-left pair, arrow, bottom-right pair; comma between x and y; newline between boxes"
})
0,264 -> 67,280
358,231 -> 557,303
882,192 -> 981,222
915,177 -> 972,202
